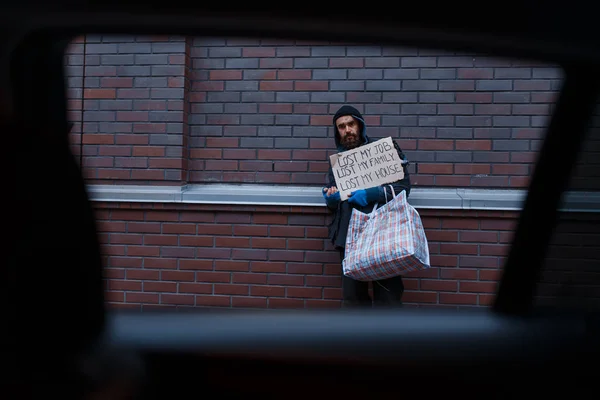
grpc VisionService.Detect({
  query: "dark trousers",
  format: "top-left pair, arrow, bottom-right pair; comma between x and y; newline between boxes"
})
339,248 -> 405,308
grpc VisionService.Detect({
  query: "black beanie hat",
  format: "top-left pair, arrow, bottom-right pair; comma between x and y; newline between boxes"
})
333,105 -> 363,125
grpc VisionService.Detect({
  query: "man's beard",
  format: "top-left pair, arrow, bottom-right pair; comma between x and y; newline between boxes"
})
341,132 -> 361,150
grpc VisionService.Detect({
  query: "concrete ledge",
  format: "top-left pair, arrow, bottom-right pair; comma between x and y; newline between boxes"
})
86,184 -> 600,213
87,185 -> 183,203
457,188 -> 525,211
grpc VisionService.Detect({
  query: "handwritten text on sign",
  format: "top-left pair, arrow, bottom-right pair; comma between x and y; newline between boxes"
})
329,136 -> 404,201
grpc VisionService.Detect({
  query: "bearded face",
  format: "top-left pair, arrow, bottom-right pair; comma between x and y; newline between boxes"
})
336,115 -> 363,150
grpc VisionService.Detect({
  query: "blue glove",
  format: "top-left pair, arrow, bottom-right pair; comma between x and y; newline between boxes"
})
348,187 -> 380,207
322,188 -> 340,207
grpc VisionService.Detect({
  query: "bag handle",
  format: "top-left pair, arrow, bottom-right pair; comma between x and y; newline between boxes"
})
384,185 -> 396,203
371,185 -> 397,215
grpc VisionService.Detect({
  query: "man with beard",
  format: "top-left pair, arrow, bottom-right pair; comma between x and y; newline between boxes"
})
323,105 -> 412,308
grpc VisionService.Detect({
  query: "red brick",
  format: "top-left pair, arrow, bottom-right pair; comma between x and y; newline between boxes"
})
269,226 -> 304,237
126,293 -> 158,304
480,244 -> 509,256
457,68 -> 493,79
287,239 -> 323,250
309,115 -> 331,126
144,258 -> 177,269
162,271 -> 195,281
145,211 -> 179,222
242,47 -> 276,57
209,70 -> 242,80
110,234 -> 143,245
259,103 -> 292,113
105,291 -> 125,302
193,81 -> 224,91
232,273 -> 267,284
104,269 -> 125,279
479,294 -> 496,306
460,281 -> 498,293
418,139 -> 454,150
215,284 -> 249,296
419,163 -> 453,174
144,282 -> 177,292
287,263 -> 323,275
440,243 -> 478,255
454,164 -> 491,174
179,283 -> 212,294
196,295 -> 231,307
101,77 -> 133,88
257,149 -> 291,160
442,219 -> 479,230
440,268 -> 477,280
251,262 -> 286,273
83,89 -> 116,99
82,134 -> 114,145
260,81 -> 293,91
455,140 -> 491,151
439,293 -> 477,305
268,274 -> 303,286
162,294 -> 195,305
436,176 -> 471,187
252,238 -> 287,249
492,164 -> 529,175
406,268 -> 439,281
133,146 -> 165,157
420,280 -> 457,292
426,230 -> 459,242
278,70 -> 311,79
127,270 -> 159,280
480,220 -> 516,231
214,260 -> 249,272
460,231 -> 498,243
195,271 -> 231,283
109,280 -> 142,291
287,287 -> 322,299
235,225 -> 267,236
179,259 -> 213,270
216,237 -> 251,248
127,246 -> 159,257
268,298 -> 304,309
403,291 -> 437,303
251,285 -> 285,297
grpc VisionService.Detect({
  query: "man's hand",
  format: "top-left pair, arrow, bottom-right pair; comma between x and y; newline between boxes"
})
324,186 -> 338,197
348,189 -> 368,207
322,186 -> 340,207
348,187 -> 380,207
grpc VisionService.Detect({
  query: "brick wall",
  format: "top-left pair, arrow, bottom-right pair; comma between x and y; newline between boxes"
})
96,203 -> 514,310
66,35 -> 195,185
62,34 -> 597,310
65,34 -> 565,189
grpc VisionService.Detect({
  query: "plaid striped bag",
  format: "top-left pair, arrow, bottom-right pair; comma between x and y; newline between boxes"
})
343,185 -> 430,281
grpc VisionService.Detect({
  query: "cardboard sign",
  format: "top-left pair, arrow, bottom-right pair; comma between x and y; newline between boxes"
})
329,137 -> 404,201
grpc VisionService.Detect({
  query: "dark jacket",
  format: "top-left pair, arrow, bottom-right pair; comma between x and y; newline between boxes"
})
326,106 -> 411,249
